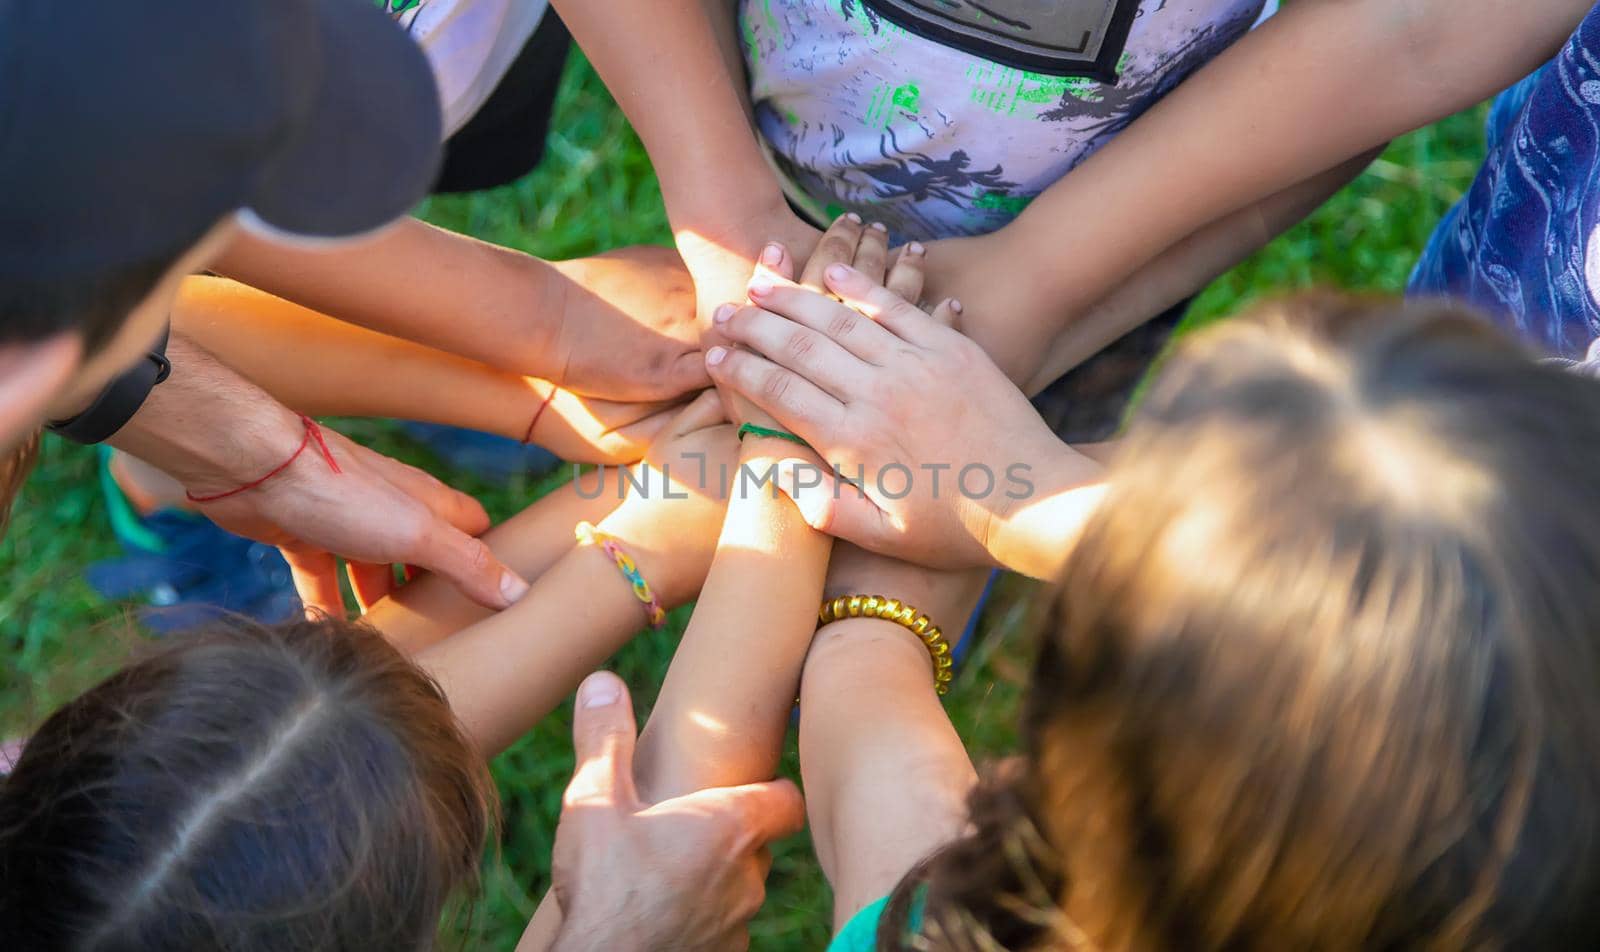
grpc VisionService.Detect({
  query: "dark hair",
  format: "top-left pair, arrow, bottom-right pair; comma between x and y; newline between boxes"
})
889,294 -> 1600,949
0,616 -> 496,951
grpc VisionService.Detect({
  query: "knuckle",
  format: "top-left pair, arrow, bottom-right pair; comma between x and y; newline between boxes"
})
889,299 -> 922,323
760,369 -> 792,404
825,309 -> 858,340
784,329 -> 817,363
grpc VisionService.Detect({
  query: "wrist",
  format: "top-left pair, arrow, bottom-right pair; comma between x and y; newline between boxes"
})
106,338 -> 308,492
664,170 -> 789,244
987,438 -> 1105,579
508,252 -> 569,384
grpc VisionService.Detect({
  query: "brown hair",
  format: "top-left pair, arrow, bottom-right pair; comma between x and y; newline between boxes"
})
0,616 -> 496,951
889,294 -> 1600,949
0,430 -> 40,537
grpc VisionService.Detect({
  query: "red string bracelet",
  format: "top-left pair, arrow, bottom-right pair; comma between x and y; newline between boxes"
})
185,414 -> 342,504
520,387 -> 558,445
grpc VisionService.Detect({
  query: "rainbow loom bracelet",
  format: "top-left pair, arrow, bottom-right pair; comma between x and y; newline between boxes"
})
575,522 -> 667,628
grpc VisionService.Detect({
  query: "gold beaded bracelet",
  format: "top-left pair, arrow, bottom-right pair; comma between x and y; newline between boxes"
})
817,594 -> 954,696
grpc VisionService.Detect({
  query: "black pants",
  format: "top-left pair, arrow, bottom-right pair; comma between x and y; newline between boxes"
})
432,9 -> 572,194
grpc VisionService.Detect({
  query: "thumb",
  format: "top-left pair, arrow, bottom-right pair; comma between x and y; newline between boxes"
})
565,672 -> 641,809
660,778 -> 806,847
664,348 -> 714,396
775,461 -> 895,547
416,522 -> 530,612
666,387 -> 728,437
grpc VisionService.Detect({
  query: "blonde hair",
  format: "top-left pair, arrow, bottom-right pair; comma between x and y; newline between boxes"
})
892,294 -> 1600,950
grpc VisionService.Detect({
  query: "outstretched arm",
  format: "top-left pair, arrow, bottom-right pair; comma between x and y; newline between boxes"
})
552,0 -> 822,336
919,0 -> 1591,384
800,552 -> 987,929
170,275 -> 677,463
214,220 -> 707,402
373,393 -> 742,757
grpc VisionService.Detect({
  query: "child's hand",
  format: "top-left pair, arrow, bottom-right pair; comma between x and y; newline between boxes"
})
706,212 -> 890,433
528,380 -> 688,465
544,246 -> 709,403
593,390 -> 741,605
705,251 -> 1095,572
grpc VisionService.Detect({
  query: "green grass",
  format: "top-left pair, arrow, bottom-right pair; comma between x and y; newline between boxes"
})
0,52 -> 1489,950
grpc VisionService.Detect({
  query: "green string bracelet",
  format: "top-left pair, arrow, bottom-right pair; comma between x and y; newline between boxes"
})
737,423 -> 812,449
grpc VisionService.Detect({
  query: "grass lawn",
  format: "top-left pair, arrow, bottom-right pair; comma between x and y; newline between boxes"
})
0,52 -> 1490,950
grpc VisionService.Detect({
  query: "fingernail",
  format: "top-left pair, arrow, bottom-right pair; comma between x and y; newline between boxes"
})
846,211 -> 863,224
825,263 -> 852,284
500,570 -> 530,605
907,242 -> 925,256
949,298 -> 964,314
748,276 -> 774,297
579,673 -> 622,709
706,346 -> 728,367
760,243 -> 784,267
714,303 -> 736,323
869,221 -> 887,232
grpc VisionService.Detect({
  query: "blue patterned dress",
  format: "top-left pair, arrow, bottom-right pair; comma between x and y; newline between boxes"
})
1410,6 -> 1600,359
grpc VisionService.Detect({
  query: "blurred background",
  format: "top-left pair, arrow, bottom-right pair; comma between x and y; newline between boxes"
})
0,53 -> 1491,949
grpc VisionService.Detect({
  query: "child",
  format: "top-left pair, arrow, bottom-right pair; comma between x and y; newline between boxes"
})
0,617 -> 493,951
802,293 -> 1600,948
558,0 -> 1598,430
1,389 -> 776,948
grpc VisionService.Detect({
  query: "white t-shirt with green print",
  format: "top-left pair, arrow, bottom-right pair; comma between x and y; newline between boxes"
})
741,0 -> 1277,241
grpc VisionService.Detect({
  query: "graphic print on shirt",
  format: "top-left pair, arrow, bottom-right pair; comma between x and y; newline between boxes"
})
860,0 -> 1141,79
744,0 -> 1273,240
375,0 -> 423,29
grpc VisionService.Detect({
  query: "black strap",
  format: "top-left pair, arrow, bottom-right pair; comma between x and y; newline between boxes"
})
860,0 -> 1140,81
47,324 -> 172,445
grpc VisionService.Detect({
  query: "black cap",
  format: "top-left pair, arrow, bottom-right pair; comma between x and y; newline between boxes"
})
0,0 -> 443,282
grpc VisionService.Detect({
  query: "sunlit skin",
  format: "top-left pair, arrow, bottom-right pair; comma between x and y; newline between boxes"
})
167,275 -> 683,464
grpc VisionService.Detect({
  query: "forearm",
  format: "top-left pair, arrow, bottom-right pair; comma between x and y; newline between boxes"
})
106,334 -> 308,496
1002,0 -> 1586,337
172,275 -> 549,439
800,618 -> 976,929
417,546 -> 654,757
552,0 -> 785,231
1019,149 -> 1383,394
415,474 -> 712,755
212,219 -> 568,380
363,480 -> 624,653
635,444 -> 832,801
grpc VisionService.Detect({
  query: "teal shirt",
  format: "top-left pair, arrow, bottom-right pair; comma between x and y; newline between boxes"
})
827,892 -> 928,952
827,896 -> 891,952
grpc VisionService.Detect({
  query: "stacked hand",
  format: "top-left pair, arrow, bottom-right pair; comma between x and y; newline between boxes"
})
592,389 -> 743,606
190,422 -> 529,615
675,207 -> 822,427
702,217 -> 1098,573
549,672 -> 804,952
545,245 -> 709,403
